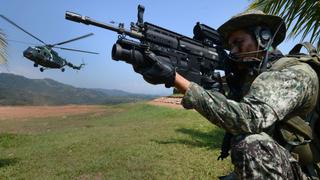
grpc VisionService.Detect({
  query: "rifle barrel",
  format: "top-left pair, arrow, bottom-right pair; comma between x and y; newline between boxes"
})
65,11 -> 143,39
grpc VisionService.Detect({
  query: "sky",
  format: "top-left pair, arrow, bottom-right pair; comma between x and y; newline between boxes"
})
0,1 -> 308,95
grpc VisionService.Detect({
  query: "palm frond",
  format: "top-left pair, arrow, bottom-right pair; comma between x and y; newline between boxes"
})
248,0 -> 320,51
0,29 -> 8,64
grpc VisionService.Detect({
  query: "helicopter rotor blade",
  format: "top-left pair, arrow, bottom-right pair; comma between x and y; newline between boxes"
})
54,46 -> 99,54
51,33 -> 94,47
7,39 -> 39,46
0,15 -> 47,45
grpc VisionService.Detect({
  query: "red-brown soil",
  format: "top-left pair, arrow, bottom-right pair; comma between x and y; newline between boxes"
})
0,105 -> 108,120
0,97 -> 184,121
148,96 -> 183,109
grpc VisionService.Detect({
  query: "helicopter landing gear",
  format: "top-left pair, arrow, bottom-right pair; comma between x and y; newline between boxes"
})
40,67 -> 45,72
34,63 -> 38,67
61,68 -> 65,72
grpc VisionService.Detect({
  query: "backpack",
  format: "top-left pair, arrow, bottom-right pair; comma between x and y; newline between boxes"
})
273,42 -> 320,179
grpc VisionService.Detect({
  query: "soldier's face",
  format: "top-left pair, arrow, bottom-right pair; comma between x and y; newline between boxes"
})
228,30 -> 258,60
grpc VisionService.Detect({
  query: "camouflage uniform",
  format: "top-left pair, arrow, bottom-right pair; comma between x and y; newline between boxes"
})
181,56 -> 319,179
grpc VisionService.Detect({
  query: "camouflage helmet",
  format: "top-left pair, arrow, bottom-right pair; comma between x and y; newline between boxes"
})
218,10 -> 286,50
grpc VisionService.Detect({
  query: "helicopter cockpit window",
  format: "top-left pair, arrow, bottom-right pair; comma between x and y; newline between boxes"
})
34,47 -> 41,53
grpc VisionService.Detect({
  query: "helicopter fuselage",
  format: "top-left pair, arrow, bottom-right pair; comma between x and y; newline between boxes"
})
23,46 -> 65,68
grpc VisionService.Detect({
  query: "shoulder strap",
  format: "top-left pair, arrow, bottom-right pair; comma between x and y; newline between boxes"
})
289,42 -> 318,55
287,42 -> 320,72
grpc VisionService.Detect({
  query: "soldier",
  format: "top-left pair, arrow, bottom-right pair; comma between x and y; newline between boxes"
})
133,10 -> 320,179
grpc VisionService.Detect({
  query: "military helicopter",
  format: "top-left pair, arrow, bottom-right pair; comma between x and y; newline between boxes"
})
0,15 -> 99,72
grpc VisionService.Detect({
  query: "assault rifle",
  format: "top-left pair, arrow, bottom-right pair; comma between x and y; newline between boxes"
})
65,5 -> 229,89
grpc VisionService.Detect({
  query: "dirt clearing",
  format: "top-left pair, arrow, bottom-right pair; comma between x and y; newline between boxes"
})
148,96 -> 183,109
0,105 -> 109,120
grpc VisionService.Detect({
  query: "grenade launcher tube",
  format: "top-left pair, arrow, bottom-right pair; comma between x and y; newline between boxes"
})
112,39 -> 201,83
112,44 -> 146,66
112,38 -> 149,67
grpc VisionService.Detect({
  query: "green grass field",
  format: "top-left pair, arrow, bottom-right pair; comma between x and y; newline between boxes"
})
0,103 -> 233,179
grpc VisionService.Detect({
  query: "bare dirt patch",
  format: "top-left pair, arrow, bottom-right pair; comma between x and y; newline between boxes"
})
0,105 -> 109,120
0,105 -> 119,134
148,96 -> 184,109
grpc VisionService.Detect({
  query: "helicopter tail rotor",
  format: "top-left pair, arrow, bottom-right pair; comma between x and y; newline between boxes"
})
77,63 -> 86,70
81,58 -> 86,66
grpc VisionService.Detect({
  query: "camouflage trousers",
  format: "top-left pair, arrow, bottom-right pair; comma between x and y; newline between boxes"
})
230,132 -> 307,179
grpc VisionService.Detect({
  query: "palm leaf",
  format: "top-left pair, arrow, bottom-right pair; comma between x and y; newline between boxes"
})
248,0 -> 320,52
0,29 -> 8,64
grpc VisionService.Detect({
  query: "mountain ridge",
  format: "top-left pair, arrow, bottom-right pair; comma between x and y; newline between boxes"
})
0,73 -> 158,105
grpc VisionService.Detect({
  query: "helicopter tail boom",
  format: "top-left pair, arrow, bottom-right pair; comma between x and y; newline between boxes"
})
66,62 -> 85,70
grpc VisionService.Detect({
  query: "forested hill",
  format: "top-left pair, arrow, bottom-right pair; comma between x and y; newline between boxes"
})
0,73 -> 158,105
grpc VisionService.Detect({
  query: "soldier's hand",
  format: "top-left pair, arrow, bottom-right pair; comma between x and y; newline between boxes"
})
133,50 -> 176,88
212,72 -> 225,94
202,72 -> 225,93
217,151 -> 229,161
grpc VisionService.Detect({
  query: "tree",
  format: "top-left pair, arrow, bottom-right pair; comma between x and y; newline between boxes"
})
0,29 -> 7,64
248,0 -> 320,51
